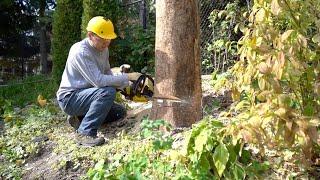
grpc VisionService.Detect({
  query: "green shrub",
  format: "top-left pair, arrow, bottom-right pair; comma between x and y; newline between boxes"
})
113,25 -> 155,73
51,0 -> 83,84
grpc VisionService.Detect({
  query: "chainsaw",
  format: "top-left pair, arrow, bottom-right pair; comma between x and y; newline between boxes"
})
120,73 -> 154,102
112,64 -> 154,102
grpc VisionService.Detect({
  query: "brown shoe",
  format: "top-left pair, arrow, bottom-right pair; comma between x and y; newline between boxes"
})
76,133 -> 105,147
67,115 -> 81,130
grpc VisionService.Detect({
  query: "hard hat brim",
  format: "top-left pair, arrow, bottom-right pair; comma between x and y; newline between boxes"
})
100,32 -> 117,40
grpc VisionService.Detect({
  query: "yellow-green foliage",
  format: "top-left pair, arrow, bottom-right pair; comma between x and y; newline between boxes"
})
227,0 -> 320,161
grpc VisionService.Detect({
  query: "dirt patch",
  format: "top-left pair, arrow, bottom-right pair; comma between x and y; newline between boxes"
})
22,130 -> 88,179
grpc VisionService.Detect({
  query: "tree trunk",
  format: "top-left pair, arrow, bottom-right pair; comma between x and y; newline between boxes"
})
150,0 -> 202,127
39,0 -> 48,74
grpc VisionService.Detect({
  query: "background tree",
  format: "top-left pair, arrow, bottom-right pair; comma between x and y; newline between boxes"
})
0,1 -> 34,57
24,0 -> 56,75
150,0 -> 202,127
51,0 -> 83,84
0,0 -> 56,80
0,0 -> 36,79
39,0 -> 48,74
36,0 -> 55,74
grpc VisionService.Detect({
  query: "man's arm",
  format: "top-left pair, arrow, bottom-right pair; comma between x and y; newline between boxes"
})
72,52 -> 129,88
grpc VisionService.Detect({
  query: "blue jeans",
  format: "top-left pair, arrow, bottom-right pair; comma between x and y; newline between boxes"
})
58,87 -> 116,136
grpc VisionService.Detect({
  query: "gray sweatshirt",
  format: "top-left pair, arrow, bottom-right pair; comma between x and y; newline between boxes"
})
56,38 -> 129,100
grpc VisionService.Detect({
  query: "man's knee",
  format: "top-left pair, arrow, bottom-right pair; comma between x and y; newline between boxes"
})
98,87 -> 116,100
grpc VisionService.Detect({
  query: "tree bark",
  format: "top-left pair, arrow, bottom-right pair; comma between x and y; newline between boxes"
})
150,0 -> 202,127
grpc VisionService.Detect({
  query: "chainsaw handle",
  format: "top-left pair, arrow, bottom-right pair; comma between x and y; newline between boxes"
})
117,88 -> 128,97
132,74 -> 154,95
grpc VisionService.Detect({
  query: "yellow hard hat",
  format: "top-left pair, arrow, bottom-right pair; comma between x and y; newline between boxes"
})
86,16 -> 117,40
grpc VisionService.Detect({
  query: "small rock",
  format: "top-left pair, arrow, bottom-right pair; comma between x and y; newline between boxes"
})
65,160 -> 73,170
0,155 -> 4,162
32,135 -> 49,143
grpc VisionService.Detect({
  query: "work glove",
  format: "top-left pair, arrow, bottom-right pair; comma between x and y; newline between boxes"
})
126,72 -> 142,81
120,64 -> 131,73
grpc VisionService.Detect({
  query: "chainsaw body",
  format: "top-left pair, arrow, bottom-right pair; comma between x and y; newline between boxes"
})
120,74 -> 154,102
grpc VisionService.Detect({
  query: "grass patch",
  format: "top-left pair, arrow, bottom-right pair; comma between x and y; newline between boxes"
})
0,75 -> 58,107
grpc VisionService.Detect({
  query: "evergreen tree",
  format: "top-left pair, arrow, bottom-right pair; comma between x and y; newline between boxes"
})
51,0 -> 83,84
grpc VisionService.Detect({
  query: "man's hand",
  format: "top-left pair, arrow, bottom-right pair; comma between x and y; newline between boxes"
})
120,64 -> 131,73
126,72 -> 141,81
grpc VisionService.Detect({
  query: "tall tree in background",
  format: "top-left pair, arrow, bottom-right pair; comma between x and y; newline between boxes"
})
151,1 -> 202,127
25,0 -> 56,75
17,0 -> 56,75
0,1 -> 34,57
39,0 -> 49,74
0,0 -> 56,79
51,0 -> 83,84
0,0 -> 37,78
